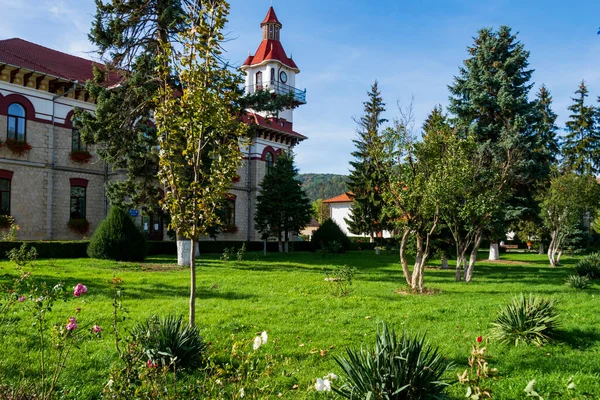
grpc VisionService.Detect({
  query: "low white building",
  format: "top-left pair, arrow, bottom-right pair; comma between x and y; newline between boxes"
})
323,192 -> 392,239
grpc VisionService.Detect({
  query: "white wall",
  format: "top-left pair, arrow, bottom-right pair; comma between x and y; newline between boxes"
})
330,202 -> 393,239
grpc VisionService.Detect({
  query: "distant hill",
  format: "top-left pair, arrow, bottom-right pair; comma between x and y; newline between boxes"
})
298,174 -> 349,202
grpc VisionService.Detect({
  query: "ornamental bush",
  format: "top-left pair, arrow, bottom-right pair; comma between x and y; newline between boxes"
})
574,252 -> 600,279
491,294 -> 559,346
87,207 -> 147,261
334,322 -> 452,399
311,219 -> 351,253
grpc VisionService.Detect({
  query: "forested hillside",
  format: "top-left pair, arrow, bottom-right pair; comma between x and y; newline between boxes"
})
297,174 -> 348,202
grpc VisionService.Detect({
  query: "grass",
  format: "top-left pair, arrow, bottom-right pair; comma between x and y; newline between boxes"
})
1,250 -> 600,399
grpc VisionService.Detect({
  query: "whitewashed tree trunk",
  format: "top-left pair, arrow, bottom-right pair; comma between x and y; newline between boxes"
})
441,255 -> 449,269
538,243 -> 544,255
399,229 -> 412,286
464,230 -> 483,283
488,243 -> 500,261
455,256 -> 464,281
263,240 -> 267,256
177,240 -> 200,266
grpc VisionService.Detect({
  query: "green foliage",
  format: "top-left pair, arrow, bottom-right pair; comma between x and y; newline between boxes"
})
324,265 -> 357,297
311,219 -> 351,253
346,81 -> 391,237
532,85 -> 560,168
491,294 -> 559,346
334,322 -> 452,399
311,198 -> 330,224
130,314 -> 207,369
562,81 -> 600,175
255,152 -> 313,251
87,207 -> 147,261
574,252 -> 600,279
297,174 -> 348,202
6,243 -> 37,267
565,274 -> 590,290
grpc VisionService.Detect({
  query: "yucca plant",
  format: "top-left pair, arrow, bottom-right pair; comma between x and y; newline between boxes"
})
334,322 -> 452,399
491,294 -> 559,346
565,274 -> 590,290
131,314 -> 207,369
574,253 -> 600,279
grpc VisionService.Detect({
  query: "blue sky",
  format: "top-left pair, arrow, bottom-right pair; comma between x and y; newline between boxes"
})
2,0 -> 600,174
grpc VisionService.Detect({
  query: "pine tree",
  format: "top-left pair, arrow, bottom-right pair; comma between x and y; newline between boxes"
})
447,26 -> 537,282
346,81 -> 389,240
563,81 -> 599,175
532,85 -> 560,167
255,153 -> 313,253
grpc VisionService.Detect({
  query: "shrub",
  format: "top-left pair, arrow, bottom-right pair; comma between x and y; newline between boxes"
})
334,322 -> 452,399
130,314 -> 207,369
324,265 -> 357,297
311,219 -> 351,253
87,207 -> 147,261
574,253 -> 600,279
7,243 -> 37,267
491,294 -> 559,346
565,274 -> 590,290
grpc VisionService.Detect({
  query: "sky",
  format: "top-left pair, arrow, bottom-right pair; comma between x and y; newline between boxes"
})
1,0 -> 600,175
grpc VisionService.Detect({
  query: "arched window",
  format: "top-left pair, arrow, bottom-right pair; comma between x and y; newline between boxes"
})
7,103 -> 26,141
70,186 -> 86,219
0,179 -> 10,215
256,71 -> 263,90
265,151 -> 274,174
270,68 -> 275,84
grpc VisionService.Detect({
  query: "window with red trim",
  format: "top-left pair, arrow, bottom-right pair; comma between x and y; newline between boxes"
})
7,103 -> 26,141
0,179 -> 10,215
70,186 -> 86,219
265,151 -> 274,174
226,199 -> 235,225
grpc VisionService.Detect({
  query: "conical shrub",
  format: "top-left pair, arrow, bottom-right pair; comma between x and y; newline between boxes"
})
88,207 -> 148,261
311,218 -> 351,253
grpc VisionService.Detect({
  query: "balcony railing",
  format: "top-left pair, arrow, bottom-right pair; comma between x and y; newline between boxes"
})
246,81 -> 307,104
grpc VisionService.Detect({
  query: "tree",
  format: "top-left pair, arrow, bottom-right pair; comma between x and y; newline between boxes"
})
312,199 -> 330,224
563,81 -> 599,175
532,85 -> 560,168
447,26 -> 536,281
78,0 -> 196,208
155,0 -> 248,326
346,82 -> 390,240
255,152 -> 313,253
540,173 -> 600,266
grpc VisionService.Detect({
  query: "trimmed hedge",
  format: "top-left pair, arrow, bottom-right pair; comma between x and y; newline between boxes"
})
0,241 -> 89,259
148,240 -> 314,255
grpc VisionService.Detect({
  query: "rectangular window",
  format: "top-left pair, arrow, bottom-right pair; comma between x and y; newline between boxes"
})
70,186 -> 86,219
0,179 -> 10,215
72,128 -> 85,152
226,200 -> 235,225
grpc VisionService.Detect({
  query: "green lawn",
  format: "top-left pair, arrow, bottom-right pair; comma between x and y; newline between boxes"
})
1,250 -> 599,399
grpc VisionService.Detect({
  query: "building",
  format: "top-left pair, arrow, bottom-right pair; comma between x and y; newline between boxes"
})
323,192 -> 392,239
0,5 -> 306,241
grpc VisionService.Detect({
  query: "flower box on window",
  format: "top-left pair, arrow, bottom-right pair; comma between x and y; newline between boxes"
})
232,174 -> 241,183
5,139 -> 32,157
68,218 -> 90,235
222,224 -> 238,234
70,150 -> 93,164
0,215 -> 14,229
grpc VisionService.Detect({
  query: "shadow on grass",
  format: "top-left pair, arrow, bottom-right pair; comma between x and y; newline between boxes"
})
557,327 -> 600,350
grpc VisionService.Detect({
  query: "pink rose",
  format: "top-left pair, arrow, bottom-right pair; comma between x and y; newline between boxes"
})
18,296 -> 25,303
66,317 -> 78,331
73,283 -> 88,297
147,359 -> 158,368
92,325 -> 102,333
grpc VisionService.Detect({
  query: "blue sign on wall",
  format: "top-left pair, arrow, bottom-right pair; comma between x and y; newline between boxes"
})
129,209 -> 139,217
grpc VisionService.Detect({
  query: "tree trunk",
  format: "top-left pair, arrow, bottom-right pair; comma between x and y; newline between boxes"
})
441,255 -> 449,269
263,240 -> 267,256
547,232 -> 558,267
284,231 -> 289,253
399,229 -> 412,286
464,230 -> 483,283
538,243 -> 544,255
278,237 -> 283,253
189,238 -> 197,326
488,243 -> 500,261
411,235 -> 425,292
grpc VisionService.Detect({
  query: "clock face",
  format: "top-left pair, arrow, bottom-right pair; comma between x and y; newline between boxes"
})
280,71 -> 288,84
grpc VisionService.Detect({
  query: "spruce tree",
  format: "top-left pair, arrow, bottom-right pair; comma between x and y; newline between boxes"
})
255,153 -> 313,253
447,26 -> 537,281
532,85 -> 560,167
346,81 -> 389,240
563,81 -> 599,175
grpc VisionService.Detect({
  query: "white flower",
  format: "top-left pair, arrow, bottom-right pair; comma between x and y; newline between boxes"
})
327,372 -> 338,381
261,331 -> 268,344
239,388 -> 245,398
315,378 -> 331,392
253,336 -> 262,350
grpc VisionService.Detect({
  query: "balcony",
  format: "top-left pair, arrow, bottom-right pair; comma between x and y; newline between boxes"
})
246,81 -> 307,105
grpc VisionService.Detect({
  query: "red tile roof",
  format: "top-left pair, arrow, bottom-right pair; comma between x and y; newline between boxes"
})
243,112 -> 306,140
323,192 -> 354,204
0,38 -> 119,84
261,6 -> 281,26
242,39 -> 298,70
